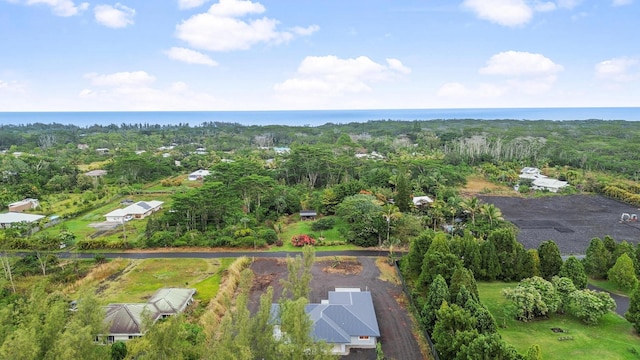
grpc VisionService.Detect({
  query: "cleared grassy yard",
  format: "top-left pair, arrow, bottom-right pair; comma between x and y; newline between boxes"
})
478,282 -> 640,359
274,216 -> 360,252
96,258 -> 226,304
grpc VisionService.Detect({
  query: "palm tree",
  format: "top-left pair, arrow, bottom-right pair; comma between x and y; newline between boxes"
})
382,204 -> 401,247
480,203 -> 503,228
460,197 -> 482,226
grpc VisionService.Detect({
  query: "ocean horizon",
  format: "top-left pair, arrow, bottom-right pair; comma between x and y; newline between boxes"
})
1,107 -> 639,127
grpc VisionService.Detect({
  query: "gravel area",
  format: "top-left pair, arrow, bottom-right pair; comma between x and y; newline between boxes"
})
248,256 -> 425,360
478,194 -> 640,255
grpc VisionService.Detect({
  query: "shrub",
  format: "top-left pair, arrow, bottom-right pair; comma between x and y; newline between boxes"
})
275,239 -> 283,247
234,228 -> 254,238
257,229 -> 278,245
291,234 -> 316,247
311,217 -> 335,231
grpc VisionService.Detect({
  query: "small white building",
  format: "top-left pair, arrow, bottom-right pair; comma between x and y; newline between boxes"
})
412,195 -> 433,207
0,212 -> 45,229
519,167 -> 546,180
532,178 -> 569,193
104,200 -> 164,223
187,169 -> 210,181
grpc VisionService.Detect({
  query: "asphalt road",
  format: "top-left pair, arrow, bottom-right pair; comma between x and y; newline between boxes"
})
54,249 -> 396,260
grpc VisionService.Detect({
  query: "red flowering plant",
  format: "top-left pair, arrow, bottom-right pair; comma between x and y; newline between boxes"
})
291,234 -> 316,247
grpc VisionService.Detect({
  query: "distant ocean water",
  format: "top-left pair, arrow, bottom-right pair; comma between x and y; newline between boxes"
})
1,107 -> 639,127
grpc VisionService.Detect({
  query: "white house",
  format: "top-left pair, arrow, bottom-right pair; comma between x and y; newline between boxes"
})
102,288 -> 196,343
187,169 -> 210,181
271,288 -> 380,356
8,198 -> 39,212
0,212 -> 45,229
412,195 -> 433,207
532,178 -> 569,193
104,200 -> 163,223
519,167 -> 546,180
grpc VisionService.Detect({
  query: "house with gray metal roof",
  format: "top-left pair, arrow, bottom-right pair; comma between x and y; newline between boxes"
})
102,288 -> 195,343
0,212 -> 45,229
272,288 -> 380,355
104,200 -> 163,223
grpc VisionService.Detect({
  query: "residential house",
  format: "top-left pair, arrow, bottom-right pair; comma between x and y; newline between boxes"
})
104,200 -> 164,223
102,288 -> 196,343
412,195 -> 433,207
519,167 -> 546,180
8,198 -> 39,212
0,212 -> 45,229
532,178 -> 569,193
271,288 -> 380,356
85,170 -> 107,178
96,148 -> 110,155
300,210 -> 317,220
187,169 -> 210,181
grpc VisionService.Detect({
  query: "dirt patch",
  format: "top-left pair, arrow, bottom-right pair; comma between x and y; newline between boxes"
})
462,176 -> 515,196
248,257 -> 426,360
478,194 -> 640,254
320,258 -> 362,275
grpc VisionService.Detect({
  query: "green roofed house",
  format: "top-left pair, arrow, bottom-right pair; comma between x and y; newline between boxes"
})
101,288 -> 196,343
271,288 -> 380,356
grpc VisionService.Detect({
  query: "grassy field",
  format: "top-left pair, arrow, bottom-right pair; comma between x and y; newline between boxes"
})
95,258 -> 226,304
274,216 -> 360,252
478,282 -> 640,359
589,278 -> 632,297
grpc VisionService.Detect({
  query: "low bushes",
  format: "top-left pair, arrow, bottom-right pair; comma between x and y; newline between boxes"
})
291,234 -> 316,247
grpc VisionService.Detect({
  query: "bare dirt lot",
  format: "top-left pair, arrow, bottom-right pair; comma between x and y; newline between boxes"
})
478,194 -> 640,254
248,256 -> 426,360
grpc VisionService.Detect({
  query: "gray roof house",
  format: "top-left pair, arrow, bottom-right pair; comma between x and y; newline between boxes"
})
102,288 -> 196,343
271,288 -> 380,356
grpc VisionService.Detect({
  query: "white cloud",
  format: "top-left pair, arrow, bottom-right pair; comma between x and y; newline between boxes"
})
291,25 -> 320,36
480,51 -> 564,76
612,0 -> 633,6
94,3 -> 135,28
84,71 -> 155,86
462,0 -> 533,27
463,0 -> 590,26
533,1 -> 557,12
25,0 -> 88,17
439,50 -> 563,100
175,0 -> 318,52
178,0 -> 209,10
386,58 -> 412,74
556,0 -> 582,8
274,55 -> 411,102
0,79 -> 26,93
595,57 -> 639,82
166,47 -> 219,66
437,82 -> 505,98
79,71 -> 225,110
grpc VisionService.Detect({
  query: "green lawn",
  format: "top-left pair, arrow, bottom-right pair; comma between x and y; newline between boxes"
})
98,258 -> 224,304
589,278 -> 633,297
273,216 -> 360,252
478,282 -> 640,359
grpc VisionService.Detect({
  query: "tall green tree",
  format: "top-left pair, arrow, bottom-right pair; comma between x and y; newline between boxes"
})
421,274 -> 450,334
537,240 -> 563,280
625,285 -> 640,334
608,253 -> 638,291
584,237 -> 611,279
558,256 -> 587,289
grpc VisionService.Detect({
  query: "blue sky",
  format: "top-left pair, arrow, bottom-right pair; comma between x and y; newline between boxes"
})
1,0 -> 638,111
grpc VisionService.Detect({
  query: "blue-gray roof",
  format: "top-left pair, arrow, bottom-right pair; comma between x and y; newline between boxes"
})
271,289 -> 380,344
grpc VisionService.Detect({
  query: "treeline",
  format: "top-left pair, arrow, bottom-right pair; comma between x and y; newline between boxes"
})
401,230 -> 640,358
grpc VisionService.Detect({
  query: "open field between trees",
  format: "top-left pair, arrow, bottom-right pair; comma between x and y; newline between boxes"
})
479,282 -> 640,359
65,258 -> 230,305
